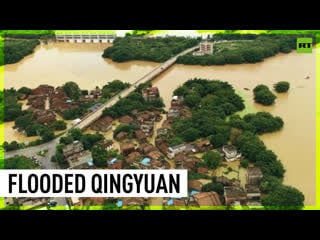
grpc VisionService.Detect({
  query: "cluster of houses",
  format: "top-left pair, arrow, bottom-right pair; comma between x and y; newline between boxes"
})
60,87 -> 264,209
25,85 -> 57,125
67,166 -> 263,209
23,84 -> 106,127
113,110 -> 162,141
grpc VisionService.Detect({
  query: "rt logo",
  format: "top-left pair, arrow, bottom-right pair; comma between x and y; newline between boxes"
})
297,38 -> 313,53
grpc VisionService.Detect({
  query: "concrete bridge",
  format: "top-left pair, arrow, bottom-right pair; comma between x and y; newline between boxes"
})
75,45 -> 199,130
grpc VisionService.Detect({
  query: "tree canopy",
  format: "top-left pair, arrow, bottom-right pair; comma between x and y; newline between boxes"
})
103,91 -> 164,119
102,80 -> 130,99
171,79 -> 243,142
253,84 -> 276,106
62,81 -> 81,101
102,36 -> 199,62
202,151 -> 222,169
242,112 -> 284,134
4,89 -> 22,122
261,185 -> 304,210
202,182 -> 224,195
5,156 -> 38,169
274,81 -> 290,93
3,39 -> 40,65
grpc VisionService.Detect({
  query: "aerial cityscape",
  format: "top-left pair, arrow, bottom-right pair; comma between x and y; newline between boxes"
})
0,30 -> 317,210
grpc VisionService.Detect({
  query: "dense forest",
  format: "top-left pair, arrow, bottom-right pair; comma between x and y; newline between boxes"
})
0,30 -> 55,39
177,34 -> 316,65
102,36 -> 199,62
171,79 -> 245,145
0,30 -> 54,66
3,39 -> 40,65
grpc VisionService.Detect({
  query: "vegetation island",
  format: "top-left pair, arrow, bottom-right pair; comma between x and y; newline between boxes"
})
103,34 -> 316,66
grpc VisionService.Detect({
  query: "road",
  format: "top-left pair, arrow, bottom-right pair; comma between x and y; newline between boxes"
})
4,138 -> 68,207
75,45 -> 199,130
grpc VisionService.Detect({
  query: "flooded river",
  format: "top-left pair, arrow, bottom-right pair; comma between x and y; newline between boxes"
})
3,42 -> 316,205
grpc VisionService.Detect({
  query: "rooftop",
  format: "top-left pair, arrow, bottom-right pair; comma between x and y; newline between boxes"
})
55,30 -> 116,35
245,184 -> 261,194
66,150 -> 93,168
224,186 -> 247,198
188,180 -> 202,191
141,157 -> 151,166
247,167 -> 263,176
193,192 -> 222,206
222,145 -> 237,153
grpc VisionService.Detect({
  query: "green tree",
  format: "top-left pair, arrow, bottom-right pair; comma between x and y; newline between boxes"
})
80,134 -> 104,150
5,156 -> 37,169
259,175 -> 282,193
92,145 -> 108,168
113,124 -> 136,139
4,39 -> 40,65
243,112 -> 284,134
68,128 -> 83,141
41,129 -> 55,142
240,159 -> 249,168
261,185 -> 304,210
235,131 -> 266,163
179,127 -> 200,142
274,81 -> 290,93
25,123 -> 45,136
201,182 -> 224,195
14,112 -> 32,131
210,133 -> 229,148
173,85 -> 189,96
102,80 -> 130,98
18,87 -> 32,95
51,120 -> 67,131
256,158 -> 285,179
149,98 -> 165,108
202,151 -> 222,169
253,84 -> 276,106
255,149 -> 277,163
168,136 -> 184,146
60,135 -> 74,145
184,93 -> 201,108
254,89 -> 276,106
5,106 -> 22,121
62,81 -> 81,100
3,141 -> 20,151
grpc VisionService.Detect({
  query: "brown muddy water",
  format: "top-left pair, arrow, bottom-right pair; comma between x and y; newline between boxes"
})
4,42 -> 316,205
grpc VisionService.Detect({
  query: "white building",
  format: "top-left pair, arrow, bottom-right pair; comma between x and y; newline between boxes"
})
222,145 -> 242,162
55,30 -> 116,43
